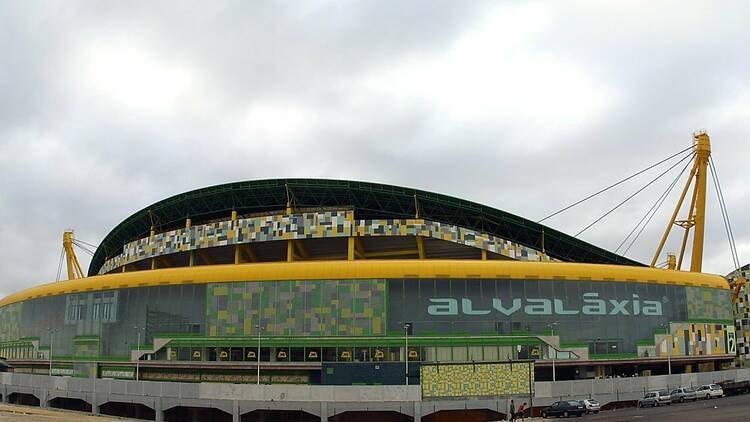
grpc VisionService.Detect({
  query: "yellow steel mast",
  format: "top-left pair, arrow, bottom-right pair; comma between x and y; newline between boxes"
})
651,131 -> 711,272
62,230 -> 85,280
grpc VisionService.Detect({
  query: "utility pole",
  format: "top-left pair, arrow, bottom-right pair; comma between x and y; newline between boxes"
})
548,322 -> 558,382
256,323 -> 261,385
404,323 -> 411,386
48,328 -> 57,376
134,326 -> 144,381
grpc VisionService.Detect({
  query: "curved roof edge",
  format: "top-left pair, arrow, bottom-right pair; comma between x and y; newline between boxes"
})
5,260 -> 728,308
89,178 -> 643,276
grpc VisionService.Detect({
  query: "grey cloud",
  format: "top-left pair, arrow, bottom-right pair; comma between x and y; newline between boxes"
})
1,1 -> 749,297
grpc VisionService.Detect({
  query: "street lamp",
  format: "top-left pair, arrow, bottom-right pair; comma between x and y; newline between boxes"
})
256,323 -> 261,385
133,326 -> 145,381
547,322 -> 558,382
48,328 -> 58,377
404,323 -> 411,387
660,323 -> 672,375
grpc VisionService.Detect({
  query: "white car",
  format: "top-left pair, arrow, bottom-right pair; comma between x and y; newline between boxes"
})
578,399 -> 601,414
696,384 -> 724,399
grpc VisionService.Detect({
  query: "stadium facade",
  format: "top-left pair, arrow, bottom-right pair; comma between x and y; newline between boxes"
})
0,179 -> 738,384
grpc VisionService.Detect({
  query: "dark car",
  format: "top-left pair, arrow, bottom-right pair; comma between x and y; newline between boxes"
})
541,401 -> 586,418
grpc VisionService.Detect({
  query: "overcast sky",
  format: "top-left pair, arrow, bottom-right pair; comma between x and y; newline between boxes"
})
1,1 -> 749,297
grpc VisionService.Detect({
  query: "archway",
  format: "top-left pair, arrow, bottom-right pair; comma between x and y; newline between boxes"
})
422,409 -> 505,422
48,397 -> 92,412
164,406 -> 233,422
7,392 -> 40,406
241,409 -> 320,422
330,411 -> 413,422
100,401 -> 156,420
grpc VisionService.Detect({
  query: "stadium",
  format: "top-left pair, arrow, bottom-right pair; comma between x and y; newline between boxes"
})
0,175 -> 738,386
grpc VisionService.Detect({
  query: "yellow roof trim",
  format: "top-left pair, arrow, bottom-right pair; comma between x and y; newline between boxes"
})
0,260 -> 729,307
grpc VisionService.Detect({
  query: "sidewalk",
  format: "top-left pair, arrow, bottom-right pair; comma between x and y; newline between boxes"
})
0,404 -> 131,421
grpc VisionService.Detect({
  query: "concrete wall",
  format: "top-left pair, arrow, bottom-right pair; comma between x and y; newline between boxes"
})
534,368 -> 750,405
1,369 -> 748,421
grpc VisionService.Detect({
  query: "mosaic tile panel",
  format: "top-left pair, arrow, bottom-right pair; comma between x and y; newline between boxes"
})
357,219 -> 553,262
100,211 -> 355,273
657,322 -> 734,357
420,362 -> 534,398
735,286 -> 750,361
0,302 -> 22,342
686,286 -> 733,320
206,280 -> 386,337
100,210 -> 552,274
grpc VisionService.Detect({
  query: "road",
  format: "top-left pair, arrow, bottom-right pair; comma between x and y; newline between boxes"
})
581,395 -> 749,422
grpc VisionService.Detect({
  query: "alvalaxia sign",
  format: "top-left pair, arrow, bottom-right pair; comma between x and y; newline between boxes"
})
427,293 -> 663,316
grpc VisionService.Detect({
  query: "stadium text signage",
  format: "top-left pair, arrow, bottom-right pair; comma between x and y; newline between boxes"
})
427,293 -> 663,316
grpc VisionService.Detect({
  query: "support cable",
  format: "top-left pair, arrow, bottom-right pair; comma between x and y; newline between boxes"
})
623,156 -> 693,256
538,145 -> 694,223
708,156 -> 740,270
73,240 -> 96,256
615,153 -> 694,254
709,157 -> 738,269
575,152 -> 694,238
56,247 -> 65,282
73,238 -> 99,249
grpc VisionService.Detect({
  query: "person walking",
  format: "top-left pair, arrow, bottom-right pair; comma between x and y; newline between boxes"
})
509,399 -> 516,422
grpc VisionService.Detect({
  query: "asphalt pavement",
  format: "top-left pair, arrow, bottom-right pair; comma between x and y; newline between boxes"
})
580,394 -> 749,422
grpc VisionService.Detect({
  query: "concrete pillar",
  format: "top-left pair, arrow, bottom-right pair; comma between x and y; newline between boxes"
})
155,398 -> 164,422
39,389 -> 49,408
321,402 -> 328,422
2,390 -> 8,403
232,400 -> 239,422
414,401 -> 422,421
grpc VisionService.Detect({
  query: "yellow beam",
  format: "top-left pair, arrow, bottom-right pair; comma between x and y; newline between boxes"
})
287,240 -> 294,262
62,230 -> 84,280
691,132 -> 711,272
347,237 -> 355,261
651,160 -> 698,267
416,236 -> 425,260
677,181 -> 700,270
0,260 -> 729,307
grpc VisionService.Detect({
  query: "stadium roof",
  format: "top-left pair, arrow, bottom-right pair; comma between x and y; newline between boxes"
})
89,178 -> 643,276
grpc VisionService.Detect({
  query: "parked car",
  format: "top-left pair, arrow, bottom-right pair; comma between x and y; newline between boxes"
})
638,390 -> 672,407
696,384 -> 724,399
670,387 -> 697,403
541,401 -> 587,418
578,399 -> 601,414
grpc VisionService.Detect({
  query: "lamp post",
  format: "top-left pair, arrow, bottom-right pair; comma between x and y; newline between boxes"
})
547,322 -> 558,382
256,323 -> 261,385
404,323 -> 411,387
133,326 -> 144,381
661,323 -> 672,375
48,328 -> 57,377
